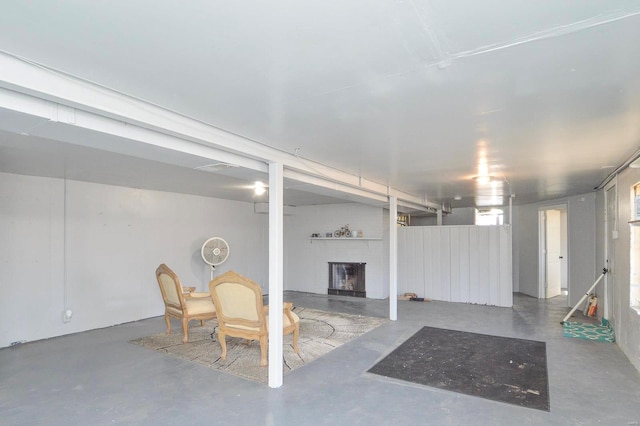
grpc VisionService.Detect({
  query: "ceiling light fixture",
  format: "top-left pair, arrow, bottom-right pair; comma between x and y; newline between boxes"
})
254,181 -> 267,195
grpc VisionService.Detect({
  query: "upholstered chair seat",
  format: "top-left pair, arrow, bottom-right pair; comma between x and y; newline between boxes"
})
156,263 -> 217,343
209,270 -> 300,366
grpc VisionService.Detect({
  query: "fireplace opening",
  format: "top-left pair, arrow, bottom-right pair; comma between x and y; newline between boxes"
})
328,262 -> 366,298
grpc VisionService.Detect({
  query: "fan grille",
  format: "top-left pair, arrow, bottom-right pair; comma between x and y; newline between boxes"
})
201,237 -> 229,266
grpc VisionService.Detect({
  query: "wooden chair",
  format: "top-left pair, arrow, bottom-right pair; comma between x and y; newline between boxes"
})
209,270 -> 300,366
155,263 -> 217,343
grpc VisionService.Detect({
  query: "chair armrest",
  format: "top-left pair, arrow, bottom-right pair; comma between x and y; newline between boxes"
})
182,286 -> 210,299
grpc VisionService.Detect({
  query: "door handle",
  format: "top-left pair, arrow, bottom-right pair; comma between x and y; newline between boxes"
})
559,256 -> 563,259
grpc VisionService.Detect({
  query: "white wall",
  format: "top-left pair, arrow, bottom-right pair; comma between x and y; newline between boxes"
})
284,203 -> 386,298
398,225 -> 513,307
409,207 -> 475,226
567,194 -> 598,305
596,169 -> 640,372
409,206 -> 521,293
514,193 -> 597,306
514,203 -> 539,297
0,172 -> 268,348
510,204 -> 521,292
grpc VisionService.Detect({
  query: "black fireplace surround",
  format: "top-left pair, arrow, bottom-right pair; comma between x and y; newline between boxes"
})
328,262 -> 366,297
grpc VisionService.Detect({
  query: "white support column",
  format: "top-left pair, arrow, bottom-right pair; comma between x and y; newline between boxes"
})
437,208 -> 443,225
268,162 -> 284,388
389,196 -> 398,321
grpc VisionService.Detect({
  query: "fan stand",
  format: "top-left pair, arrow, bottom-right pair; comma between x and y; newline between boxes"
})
210,264 -> 215,281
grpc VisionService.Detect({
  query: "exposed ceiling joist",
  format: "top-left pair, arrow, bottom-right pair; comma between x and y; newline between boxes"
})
0,52 -> 437,210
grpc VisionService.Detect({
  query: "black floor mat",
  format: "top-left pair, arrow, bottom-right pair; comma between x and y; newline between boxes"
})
368,326 -> 549,411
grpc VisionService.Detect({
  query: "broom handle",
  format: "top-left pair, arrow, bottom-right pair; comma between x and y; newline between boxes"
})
561,268 -> 607,324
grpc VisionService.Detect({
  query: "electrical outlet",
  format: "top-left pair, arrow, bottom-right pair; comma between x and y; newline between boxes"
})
63,309 -> 73,323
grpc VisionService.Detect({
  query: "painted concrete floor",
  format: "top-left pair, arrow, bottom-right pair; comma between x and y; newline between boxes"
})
2,293 -> 640,425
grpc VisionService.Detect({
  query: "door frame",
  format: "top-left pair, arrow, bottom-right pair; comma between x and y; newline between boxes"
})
538,203 -> 569,300
604,177 -> 618,322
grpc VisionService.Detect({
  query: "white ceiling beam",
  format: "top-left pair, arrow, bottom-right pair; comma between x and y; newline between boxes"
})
0,88 -> 268,173
0,51 -> 436,210
284,169 -> 388,204
397,200 -> 437,213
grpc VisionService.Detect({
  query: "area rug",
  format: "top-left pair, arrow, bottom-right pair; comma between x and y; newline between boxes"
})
130,307 -> 387,384
562,321 -> 615,342
368,326 -> 550,411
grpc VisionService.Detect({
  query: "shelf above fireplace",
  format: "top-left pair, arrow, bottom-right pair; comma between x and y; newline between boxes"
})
310,237 -> 381,241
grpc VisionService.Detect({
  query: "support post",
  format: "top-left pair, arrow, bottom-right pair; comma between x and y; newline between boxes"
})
389,196 -> 398,321
268,162 -> 284,388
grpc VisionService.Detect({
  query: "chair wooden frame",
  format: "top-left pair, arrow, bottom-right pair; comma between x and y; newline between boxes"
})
209,270 -> 300,366
155,263 -> 217,343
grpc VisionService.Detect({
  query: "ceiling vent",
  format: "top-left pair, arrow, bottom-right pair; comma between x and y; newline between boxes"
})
194,163 -> 239,173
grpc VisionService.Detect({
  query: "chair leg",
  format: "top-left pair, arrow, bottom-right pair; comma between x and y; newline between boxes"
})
218,332 -> 227,359
259,335 -> 268,366
165,314 -> 171,335
181,318 -> 189,343
200,320 -> 205,327
292,324 -> 300,354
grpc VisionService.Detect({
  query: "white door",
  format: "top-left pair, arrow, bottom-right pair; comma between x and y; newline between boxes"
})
546,209 -> 562,298
560,209 -> 568,293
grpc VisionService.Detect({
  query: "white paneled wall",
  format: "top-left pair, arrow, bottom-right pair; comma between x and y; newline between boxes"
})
0,172 -> 268,348
398,225 -> 513,307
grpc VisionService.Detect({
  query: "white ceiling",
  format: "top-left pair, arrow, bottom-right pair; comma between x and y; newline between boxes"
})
1,1 -> 640,210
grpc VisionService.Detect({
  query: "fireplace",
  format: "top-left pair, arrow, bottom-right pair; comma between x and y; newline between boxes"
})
328,262 -> 366,297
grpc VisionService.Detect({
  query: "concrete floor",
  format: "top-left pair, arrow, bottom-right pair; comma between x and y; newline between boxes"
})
2,292 -> 640,425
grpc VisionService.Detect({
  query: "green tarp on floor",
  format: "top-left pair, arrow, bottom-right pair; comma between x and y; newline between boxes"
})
562,321 -> 615,343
